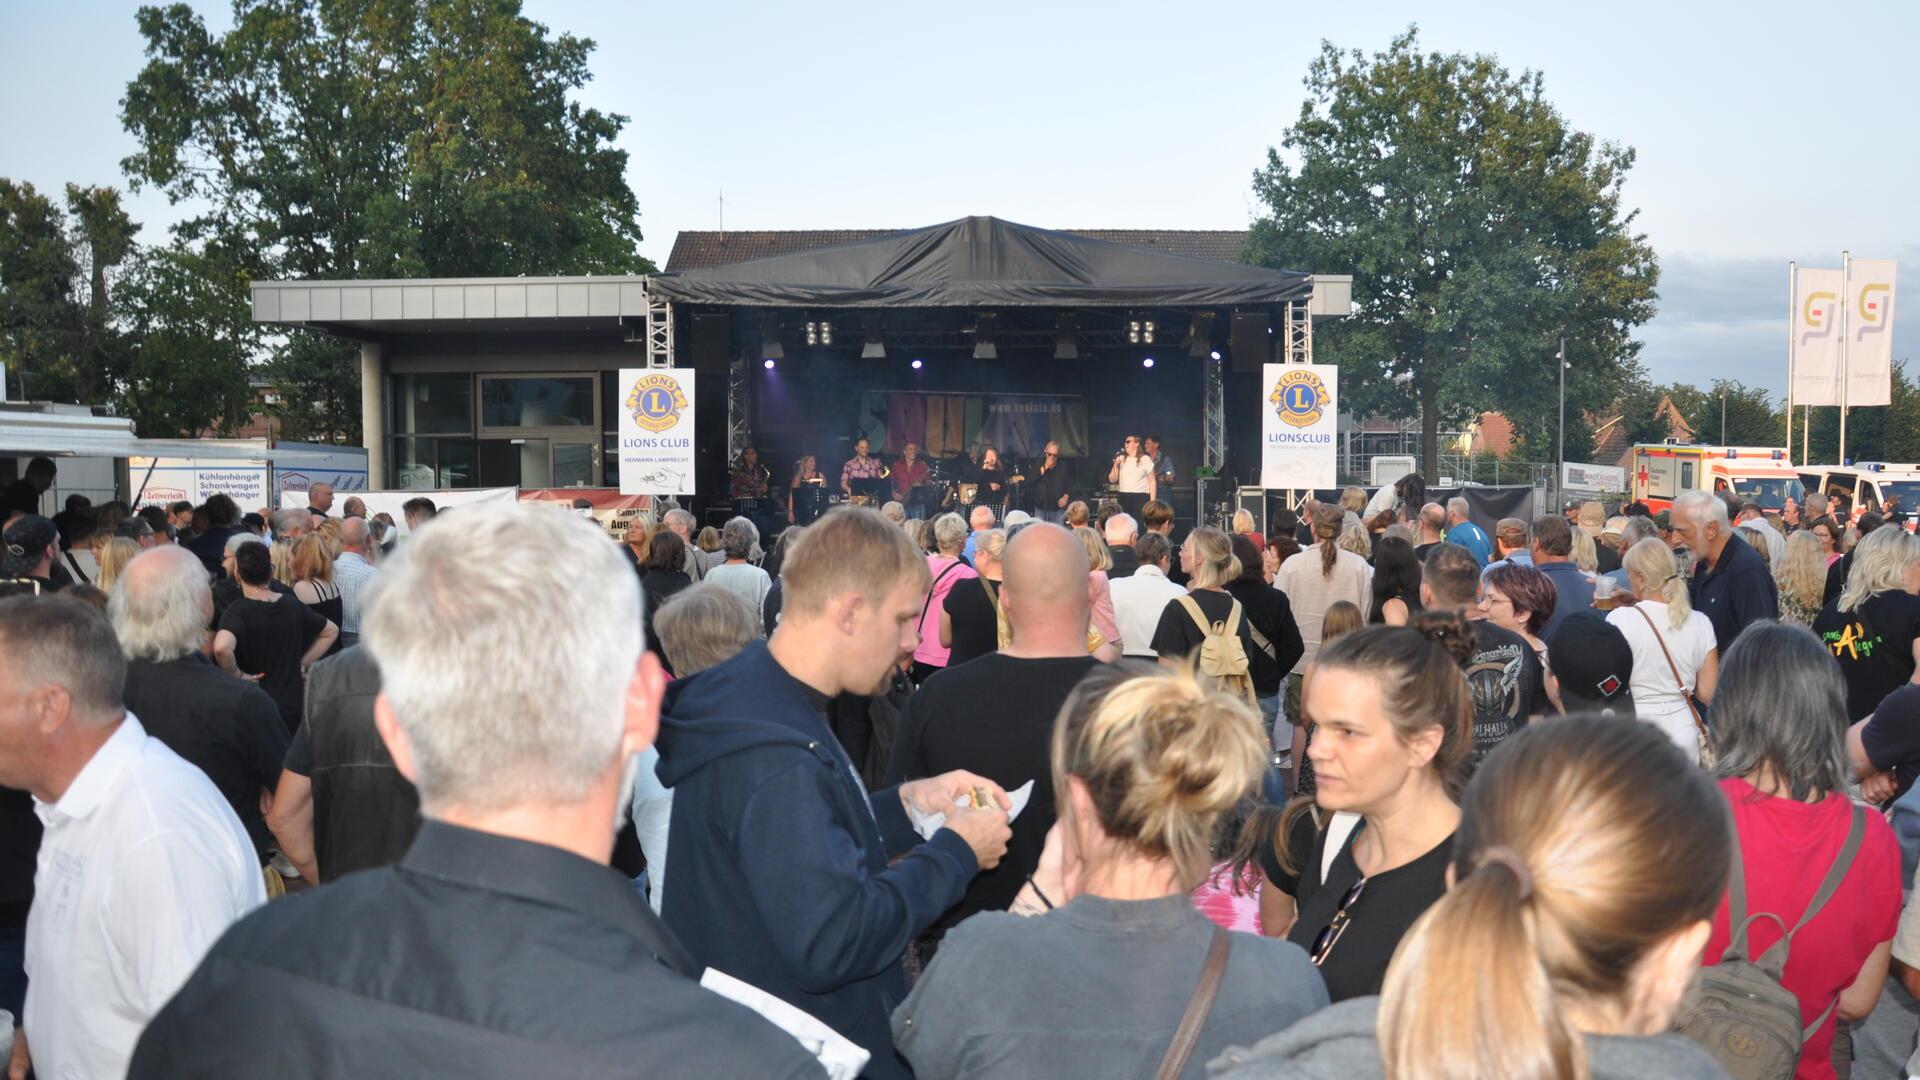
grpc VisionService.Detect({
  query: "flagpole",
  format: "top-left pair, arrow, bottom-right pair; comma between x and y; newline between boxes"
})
1786,261 -> 1797,462
1840,250 -> 1852,463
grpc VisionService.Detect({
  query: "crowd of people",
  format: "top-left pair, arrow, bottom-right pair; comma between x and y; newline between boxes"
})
7,451 -> 1920,1079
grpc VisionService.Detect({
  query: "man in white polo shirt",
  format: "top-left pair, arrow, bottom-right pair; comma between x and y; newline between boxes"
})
0,594 -> 263,1080
1107,533 -> 1186,659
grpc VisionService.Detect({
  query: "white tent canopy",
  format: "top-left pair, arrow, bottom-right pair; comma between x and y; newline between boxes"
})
0,406 -> 319,463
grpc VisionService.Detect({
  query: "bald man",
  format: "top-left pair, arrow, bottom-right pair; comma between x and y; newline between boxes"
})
886,522 -> 1110,935
962,504 -> 996,565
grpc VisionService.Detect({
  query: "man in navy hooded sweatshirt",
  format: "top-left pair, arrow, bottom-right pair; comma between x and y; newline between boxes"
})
657,507 -> 1012,1079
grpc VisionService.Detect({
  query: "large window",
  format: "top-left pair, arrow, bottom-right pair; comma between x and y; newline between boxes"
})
390,374 -> 473,435
480,376 -> 595,428
392,437 -> 478,490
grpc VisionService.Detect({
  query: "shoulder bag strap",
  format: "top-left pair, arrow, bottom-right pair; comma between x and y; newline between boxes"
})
1247,619 -> 1276,660
1629,605 -> 1705,735
920,560 -> 964,624
1756,804 -> 1867,1039
63,549 -> 91,585
1152,925 -> 1233,1080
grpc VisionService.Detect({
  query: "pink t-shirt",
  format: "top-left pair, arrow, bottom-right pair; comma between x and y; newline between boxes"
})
1191,862 -> 1264,935
914,554 -> 979,667
1703,778 -> 1901,1080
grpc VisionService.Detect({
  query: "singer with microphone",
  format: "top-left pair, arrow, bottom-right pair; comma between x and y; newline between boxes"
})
1108,434 -> 1155,520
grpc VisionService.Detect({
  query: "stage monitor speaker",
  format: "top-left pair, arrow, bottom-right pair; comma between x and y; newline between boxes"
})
1230,313 -> 1270,372
690,313 -> 731,372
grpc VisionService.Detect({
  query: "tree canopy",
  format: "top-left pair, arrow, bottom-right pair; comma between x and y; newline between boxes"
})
1247,28 -> 1659,479
116,0 -> 652,440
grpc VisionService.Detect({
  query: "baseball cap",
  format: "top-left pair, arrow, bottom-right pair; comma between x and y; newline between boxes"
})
1546,610 -> 1635,716
1,514 -> 57,578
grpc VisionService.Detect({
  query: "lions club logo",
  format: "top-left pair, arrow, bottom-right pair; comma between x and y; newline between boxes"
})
626,373 -> 687,433
1269,368 -> 1329,429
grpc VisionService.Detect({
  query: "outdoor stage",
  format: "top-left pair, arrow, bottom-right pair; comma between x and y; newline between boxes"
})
249,216 -> 1352,527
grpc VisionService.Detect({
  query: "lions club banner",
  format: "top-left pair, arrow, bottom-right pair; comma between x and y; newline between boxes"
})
1261,364 -> 1338,490
618,368 -> 697,496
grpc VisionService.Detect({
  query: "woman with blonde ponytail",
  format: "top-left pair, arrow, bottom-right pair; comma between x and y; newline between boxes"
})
1213,716 -> 1734,1080
894,663 -> 1328,1079
1606,537 -> 1719,761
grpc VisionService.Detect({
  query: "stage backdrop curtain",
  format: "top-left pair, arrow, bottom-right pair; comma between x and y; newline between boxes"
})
860,391 -> 1085,458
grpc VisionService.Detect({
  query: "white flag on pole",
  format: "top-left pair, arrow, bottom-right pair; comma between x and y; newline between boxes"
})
1791,267 -> 1844,407
1846,258 -> 1898,408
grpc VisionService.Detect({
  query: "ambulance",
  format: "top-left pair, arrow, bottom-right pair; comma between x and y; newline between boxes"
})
1629,443 -> 1805,514
1800,463 -> 1920,522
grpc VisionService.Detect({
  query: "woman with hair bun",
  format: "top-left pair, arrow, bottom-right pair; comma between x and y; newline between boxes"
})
1214,715 -> 1736,1080
1280,611 -> 1475,1003
894,663 -> 1327,1079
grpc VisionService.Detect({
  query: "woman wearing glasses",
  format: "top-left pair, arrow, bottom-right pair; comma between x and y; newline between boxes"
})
893,663 -> 1327,1079
1214,715 -> 1735,1080
1283,613 -> 1472,1002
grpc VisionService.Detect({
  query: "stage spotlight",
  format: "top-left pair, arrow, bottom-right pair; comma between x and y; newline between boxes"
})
820,320 -> 833,346
1210,350 -> 1222,361
1143,320 -> 1156,344
1142,356 -> 1155,369
1128,320 -> 1142,345
804,321 -> 819,347
910,358 -> 924,370
763,358 -> 776,370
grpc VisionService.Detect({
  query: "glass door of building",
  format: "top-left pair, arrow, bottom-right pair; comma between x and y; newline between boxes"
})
477,436 -> 599,488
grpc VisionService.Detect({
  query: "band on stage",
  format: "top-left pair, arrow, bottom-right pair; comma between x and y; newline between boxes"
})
726,434 -> 1168,530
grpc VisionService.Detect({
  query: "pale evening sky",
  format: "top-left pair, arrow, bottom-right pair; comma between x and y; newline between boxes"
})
3,0 -> 1915,399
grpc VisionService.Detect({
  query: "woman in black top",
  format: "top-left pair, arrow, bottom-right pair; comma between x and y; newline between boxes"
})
289,535 -> 345,656
942,529 -> 1006,667
1150,526 -> 1261,671
1278,612 -> 1473,1001
215,540 -> 337,734
639,530 -> 693,662
1223,533 -> 1305,737
1367,535 -> 1423,626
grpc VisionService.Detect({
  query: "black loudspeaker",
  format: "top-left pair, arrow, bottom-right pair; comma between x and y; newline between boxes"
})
690,313 -> 731,372
1230,312 -> 1271,372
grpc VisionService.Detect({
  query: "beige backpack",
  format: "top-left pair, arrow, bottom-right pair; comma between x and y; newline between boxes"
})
1175,595 -> 1257,706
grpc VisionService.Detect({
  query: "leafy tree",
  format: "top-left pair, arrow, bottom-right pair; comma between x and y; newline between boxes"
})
0,180 -> 139,406
1246,28 -> 1659,482
116,245 -> 259,436
0,180 -> 81,402
1663,380 -> 1781,448
1795,360 -> 1920,465
120,0 -> 654,441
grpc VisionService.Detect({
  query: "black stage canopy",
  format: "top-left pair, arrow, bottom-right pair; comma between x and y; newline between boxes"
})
644,215 -> 1312,309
